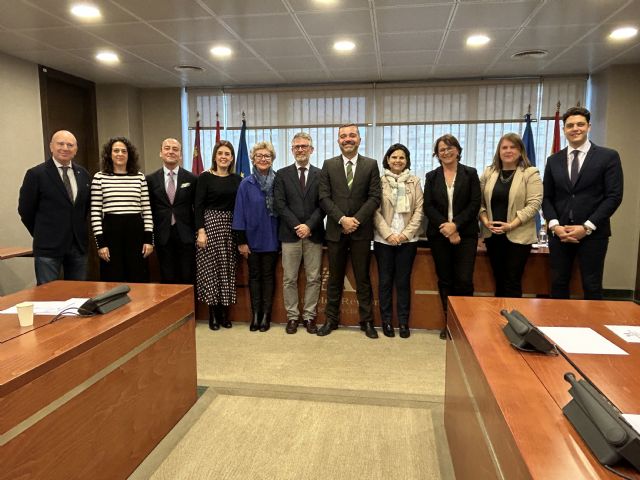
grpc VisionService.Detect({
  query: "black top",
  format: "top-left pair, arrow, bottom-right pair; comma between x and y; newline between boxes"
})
194,172 -> 242,229
490,169 -> 514,223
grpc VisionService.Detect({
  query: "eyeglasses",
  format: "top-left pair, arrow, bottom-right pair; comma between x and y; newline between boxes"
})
254,153 -> 272,160
292,144 -> 311,150
438,146 -> 455,155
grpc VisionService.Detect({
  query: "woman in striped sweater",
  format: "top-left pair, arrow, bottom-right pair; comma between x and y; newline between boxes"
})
91,136 -> 154,282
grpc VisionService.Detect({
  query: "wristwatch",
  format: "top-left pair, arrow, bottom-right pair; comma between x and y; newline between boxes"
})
583,224 -> 593,235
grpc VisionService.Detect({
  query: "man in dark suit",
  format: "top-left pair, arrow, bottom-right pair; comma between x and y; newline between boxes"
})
318,124 -> 381,338
542,107 -> 623,299
18,130 -> 91,285
146,138 -> 197,284
274,132 -> 325,334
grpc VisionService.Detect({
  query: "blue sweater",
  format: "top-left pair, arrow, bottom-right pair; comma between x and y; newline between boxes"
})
232,174 -> 279,252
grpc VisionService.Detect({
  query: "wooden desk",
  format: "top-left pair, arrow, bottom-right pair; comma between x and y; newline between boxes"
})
0,281 -> 197,480
0,246 -> 32,260
445,296 -> 640,480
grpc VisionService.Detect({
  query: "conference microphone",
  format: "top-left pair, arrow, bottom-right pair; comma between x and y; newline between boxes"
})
78,284 -> 131,315
563,373 -> 628,447
500,309 -> 529,336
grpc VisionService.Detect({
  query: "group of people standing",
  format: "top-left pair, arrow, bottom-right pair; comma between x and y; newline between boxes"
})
18,106 -> 623,340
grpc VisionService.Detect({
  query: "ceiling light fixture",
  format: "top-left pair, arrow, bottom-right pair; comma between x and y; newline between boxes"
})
70,3 -> 101,19
466,34 -> 490,47
210,46 -> 232,58
511,49 -> 549,59
334,40 -> 355,52
96,51 -> 119,64
609,26 -> 638,40
174,65 -> 205,73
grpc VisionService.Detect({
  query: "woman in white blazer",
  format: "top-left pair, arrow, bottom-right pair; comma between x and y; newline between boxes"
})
479,133 -> 542,297
373,143 -> 423,338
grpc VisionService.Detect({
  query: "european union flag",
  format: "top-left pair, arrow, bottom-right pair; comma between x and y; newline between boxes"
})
237,118 -> 251,178
522,113 -> 541,232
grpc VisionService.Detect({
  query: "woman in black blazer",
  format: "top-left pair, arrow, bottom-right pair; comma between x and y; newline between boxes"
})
424,134 -> 481,339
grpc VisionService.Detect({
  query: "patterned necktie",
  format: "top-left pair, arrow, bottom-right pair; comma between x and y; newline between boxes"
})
61,166 -> 73,202
570,150 -> 580,185
346,161 -> 353,190
167,171 -> 176,225
299,166 -> 306,190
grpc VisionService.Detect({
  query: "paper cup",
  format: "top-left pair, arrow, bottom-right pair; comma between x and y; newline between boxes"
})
16,302 -> 34,327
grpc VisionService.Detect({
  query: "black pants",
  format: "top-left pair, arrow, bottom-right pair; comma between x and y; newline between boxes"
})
430,235 -> 477,313
549,235 -> 608,300
374,241 -> 418,326
156,225 -> 195,285
325,236 -> 373,324
247,252 -> 278,314
484,235 -> 532,297
100,214 -> 148,283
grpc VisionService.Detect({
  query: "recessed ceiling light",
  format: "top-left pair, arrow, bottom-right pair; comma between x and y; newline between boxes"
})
609,26 -> 638,40
70,3 -> 101,19
210,46 -> 232,58
466,34 -> 490,47
314,0 -> 338,5
96,51 -> 119,64
334,40 -> 355,52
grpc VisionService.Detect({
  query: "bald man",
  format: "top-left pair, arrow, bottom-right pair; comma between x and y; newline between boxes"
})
18,130 -> 91,285
146,138 -> 197,284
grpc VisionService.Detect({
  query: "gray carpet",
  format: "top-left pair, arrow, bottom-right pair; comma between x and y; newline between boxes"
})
130,323 -> 453,480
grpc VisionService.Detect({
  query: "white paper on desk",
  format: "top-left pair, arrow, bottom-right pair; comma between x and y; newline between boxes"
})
0,298 -> 89,315
605,325 -> 640,343
538,327 -> 628,355
622,414 -> 640,435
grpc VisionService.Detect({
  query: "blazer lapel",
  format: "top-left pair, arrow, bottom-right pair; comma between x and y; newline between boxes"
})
574,145 -> 595,187
46,160 -> 73,204
304,167 -> 317,198
557,148 -> 572,189
508,167 -> 524,212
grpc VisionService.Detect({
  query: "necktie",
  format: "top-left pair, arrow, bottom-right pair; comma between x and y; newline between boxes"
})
167,171 -> 176,225
346,161 -> 353,190
299,166 -> 306,190
570,150 -> 580,185
61,166 -> 73,202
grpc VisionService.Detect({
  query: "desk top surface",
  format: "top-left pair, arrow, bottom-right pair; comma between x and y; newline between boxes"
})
0,246 -> 32,260
0,281 -> 192,394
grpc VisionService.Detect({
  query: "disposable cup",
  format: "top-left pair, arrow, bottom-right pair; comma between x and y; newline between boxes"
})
16,302 -> 34,327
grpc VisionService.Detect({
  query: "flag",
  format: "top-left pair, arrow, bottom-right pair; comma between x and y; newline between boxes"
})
236,116 -> 251,178
551,104 -> 561,154
215,111 -> 221,144
522,113 -> 541,232
192,118 -> 204,176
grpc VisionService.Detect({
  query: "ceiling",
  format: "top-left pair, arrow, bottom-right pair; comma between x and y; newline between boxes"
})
1,0 -> 639,88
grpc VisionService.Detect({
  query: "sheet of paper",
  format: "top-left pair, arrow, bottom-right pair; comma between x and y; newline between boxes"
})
0,298 -> 89,315
538,326 -> 628,355
605,325 -> 640,343
622,414 -> 640,435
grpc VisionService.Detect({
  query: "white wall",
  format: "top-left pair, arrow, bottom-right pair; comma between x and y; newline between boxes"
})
0,52 -> 45,294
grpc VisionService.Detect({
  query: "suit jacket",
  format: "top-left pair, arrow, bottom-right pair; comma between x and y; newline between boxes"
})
479,165 -> 543,245
273,163 -> 325,243
146,167 -> 197,245
542,143 -> 623,238
319,155 -> 381,242
373,173 -> 424,241
423,163 -> 481,239
18,158 -> 91,257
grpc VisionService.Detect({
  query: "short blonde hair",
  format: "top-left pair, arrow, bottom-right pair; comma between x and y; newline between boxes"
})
250,141 -> 276,161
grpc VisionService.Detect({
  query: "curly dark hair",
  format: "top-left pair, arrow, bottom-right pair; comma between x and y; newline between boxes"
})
432,134 -> 463,164
382,143 -> 411,171
211,140 -> 236,173
100,136 -> 140,174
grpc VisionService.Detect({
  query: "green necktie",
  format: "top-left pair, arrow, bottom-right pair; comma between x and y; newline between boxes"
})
346,161 -> 353,190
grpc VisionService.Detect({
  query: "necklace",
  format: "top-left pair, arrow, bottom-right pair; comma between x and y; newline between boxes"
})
499,169 -> 515,184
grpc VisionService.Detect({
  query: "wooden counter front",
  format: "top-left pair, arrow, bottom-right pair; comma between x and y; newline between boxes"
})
0,281 -> 197,480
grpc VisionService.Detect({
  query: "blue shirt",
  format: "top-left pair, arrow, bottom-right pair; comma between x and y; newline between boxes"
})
232,174 -> 279,252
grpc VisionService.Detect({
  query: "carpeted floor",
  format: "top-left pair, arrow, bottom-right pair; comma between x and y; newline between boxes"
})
130,322 -> 454,480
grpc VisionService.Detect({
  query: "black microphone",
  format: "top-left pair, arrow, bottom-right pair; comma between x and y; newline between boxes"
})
501,309 -> 529,336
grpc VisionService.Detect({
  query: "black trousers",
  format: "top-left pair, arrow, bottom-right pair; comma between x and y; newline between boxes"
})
247,251 -> 278,314
484,235 -> 532,298
374,241 -> 418,326
325,235 -> 373,324
430,235 -> 477,313
156,225 -> 195,285
549,235 -> 608,300
100,214 -> 148,283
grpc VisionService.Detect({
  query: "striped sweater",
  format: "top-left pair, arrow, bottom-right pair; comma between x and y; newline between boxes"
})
91,172 -> 154,248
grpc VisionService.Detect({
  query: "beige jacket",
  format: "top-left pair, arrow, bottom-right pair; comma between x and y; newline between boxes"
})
479,165 -> 542,245
374,174 -> 424,241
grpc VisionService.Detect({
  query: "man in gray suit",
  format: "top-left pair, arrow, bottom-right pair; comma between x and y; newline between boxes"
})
274,132 -> 325,334
318,124 -> 381,338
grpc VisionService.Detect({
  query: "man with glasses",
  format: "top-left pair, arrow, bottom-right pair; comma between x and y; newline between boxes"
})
317,124 -> 381,338
18,130 -> 91,285
273,132 -> 325,334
